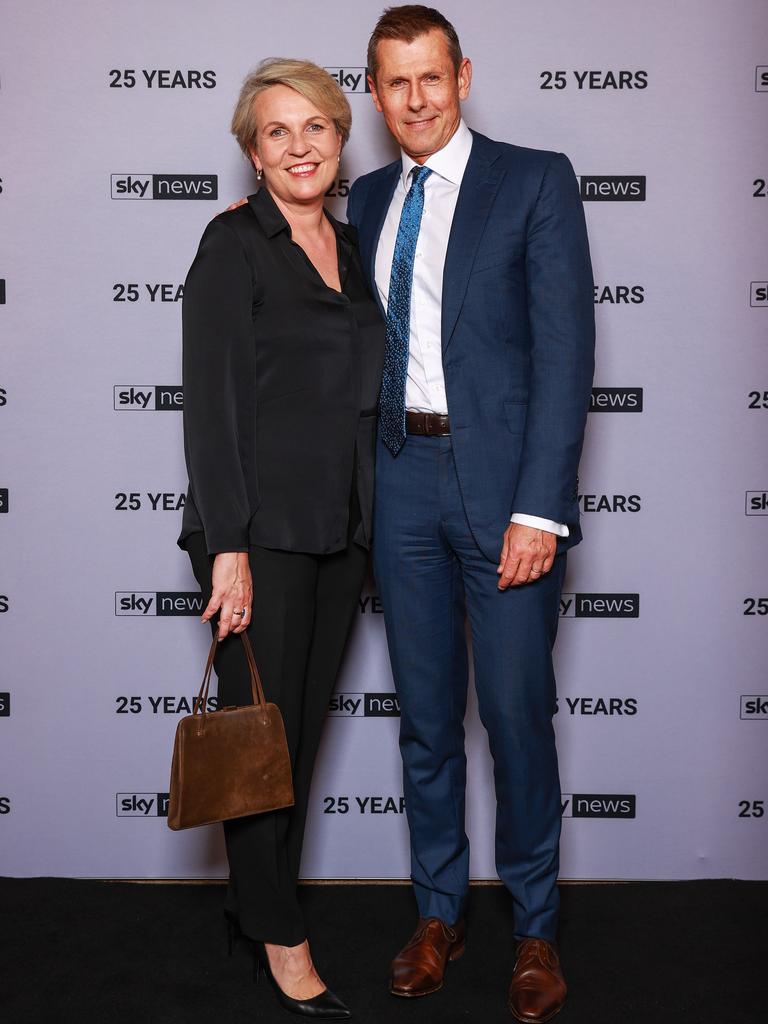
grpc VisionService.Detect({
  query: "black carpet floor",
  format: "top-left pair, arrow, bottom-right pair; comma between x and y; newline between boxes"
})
1,879 -> 765,1024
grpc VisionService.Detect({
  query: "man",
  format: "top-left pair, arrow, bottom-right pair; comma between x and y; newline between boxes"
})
346,6 -> 595,1021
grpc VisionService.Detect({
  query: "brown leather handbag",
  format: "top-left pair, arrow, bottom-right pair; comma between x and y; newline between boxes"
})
167,630 -> 294,830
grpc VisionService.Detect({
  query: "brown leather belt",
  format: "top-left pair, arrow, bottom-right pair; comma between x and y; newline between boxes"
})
405,411 -> 451,436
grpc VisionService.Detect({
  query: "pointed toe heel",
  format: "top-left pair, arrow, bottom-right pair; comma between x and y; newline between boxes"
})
254,942 -> 352,1019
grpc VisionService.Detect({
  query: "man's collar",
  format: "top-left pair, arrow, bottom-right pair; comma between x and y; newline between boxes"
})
399,119 -> 473,188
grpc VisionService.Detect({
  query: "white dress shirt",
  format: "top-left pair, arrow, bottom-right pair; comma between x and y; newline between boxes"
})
374,120 -> 568,537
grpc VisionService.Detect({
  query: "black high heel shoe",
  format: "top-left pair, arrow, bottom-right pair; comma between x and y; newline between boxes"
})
253,941 -> 352,1020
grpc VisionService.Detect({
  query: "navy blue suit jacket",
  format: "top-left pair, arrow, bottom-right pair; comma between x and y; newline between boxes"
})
347,130 -> 595,561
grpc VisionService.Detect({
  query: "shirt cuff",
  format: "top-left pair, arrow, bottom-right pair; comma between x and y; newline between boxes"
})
510,513 -> 569,538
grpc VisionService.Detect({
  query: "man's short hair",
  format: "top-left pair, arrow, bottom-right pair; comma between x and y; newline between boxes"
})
367,5 -> 463,82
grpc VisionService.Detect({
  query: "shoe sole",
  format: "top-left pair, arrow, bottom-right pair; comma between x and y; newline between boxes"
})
388,941 -> 466,998
508,1001 -> 565,1023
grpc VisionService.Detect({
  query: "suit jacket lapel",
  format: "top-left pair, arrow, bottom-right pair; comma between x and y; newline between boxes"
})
359,164 -> 399,317
441,136 -> 505,352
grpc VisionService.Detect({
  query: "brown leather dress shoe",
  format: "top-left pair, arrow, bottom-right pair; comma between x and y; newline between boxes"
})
389,917 -> 466,997
507,938 -> 567,1022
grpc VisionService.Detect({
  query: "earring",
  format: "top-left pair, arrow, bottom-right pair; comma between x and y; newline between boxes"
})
256,168 -> 263,181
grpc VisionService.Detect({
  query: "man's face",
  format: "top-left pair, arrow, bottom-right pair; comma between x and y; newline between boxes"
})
368,29 -> 472,163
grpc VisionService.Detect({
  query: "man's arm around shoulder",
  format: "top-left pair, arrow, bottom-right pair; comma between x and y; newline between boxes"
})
346,176 -> 367,229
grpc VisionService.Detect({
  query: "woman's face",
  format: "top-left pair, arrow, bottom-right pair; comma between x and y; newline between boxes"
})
248,84 -> 342,208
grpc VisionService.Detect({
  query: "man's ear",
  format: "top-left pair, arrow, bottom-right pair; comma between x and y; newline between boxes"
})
457,57 -> 472,101
367,74 -> 384,113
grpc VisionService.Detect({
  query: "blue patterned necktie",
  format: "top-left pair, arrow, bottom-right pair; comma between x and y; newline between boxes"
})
379,164 -> 433,456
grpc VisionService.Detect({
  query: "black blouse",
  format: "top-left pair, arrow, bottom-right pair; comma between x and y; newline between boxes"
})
178,188 -> 385,556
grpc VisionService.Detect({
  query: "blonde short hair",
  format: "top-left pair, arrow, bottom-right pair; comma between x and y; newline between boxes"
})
231,58 -> 352,157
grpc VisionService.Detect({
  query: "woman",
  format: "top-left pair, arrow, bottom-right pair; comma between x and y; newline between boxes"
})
178,59 -> 384,1019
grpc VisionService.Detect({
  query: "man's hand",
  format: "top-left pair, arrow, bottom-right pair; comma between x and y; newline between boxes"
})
497,523 -> 556,590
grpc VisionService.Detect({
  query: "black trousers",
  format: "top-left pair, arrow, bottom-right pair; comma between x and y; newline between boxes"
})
186,498 -> 366,946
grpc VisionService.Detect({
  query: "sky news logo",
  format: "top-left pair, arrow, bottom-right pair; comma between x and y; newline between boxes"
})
590,387 -> 643,412
115,592 -> 203,616
756,67 -> 768,92
116,793 -> 169,816
745,491 -> 768,515
580,175 -> 646,201
114,385 -> 183,410
324,67 -> 370,93
560,593 -> 639,618
741,696 -> 768,719
750,282 -> 768,306
328,693 -> 401,717
110,174 -> 218,200
561,793 -> 636,818
0,691 -> 10,717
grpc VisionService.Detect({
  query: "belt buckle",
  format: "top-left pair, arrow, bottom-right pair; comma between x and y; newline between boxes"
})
430,413 -> 447,436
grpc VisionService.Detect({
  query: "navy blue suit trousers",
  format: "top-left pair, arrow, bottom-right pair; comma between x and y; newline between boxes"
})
348,131 -> 594,938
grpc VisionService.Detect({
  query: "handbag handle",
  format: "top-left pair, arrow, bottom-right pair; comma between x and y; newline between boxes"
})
195,629 -> 267,714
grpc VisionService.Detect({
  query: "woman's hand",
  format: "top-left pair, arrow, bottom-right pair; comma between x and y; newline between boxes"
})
202,552 -> 253,640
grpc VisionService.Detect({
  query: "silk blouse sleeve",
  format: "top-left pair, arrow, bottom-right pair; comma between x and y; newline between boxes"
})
181,218 -> 255,554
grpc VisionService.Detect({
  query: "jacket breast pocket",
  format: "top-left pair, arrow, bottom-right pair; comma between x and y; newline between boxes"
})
470,250 -> 510,276
470,233 -> 524,277
504,399 -> 528,435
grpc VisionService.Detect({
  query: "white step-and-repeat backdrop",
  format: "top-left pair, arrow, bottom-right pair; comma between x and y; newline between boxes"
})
1,0 -> 767,880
